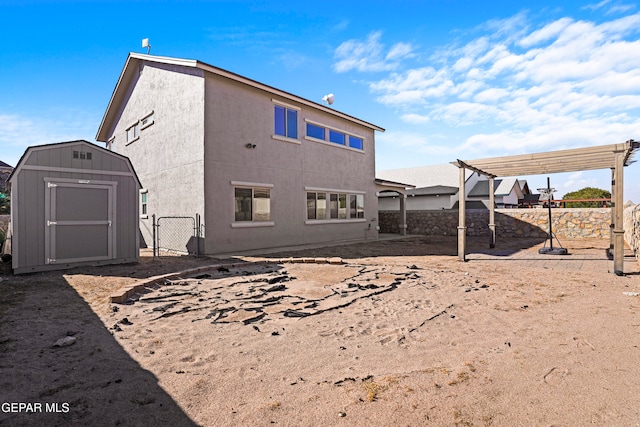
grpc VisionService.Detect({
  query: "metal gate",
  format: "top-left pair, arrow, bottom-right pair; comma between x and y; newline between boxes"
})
154,215 -> 201,256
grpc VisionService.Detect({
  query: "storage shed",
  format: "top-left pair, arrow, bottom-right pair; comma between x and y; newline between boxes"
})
8,140 -> 141,274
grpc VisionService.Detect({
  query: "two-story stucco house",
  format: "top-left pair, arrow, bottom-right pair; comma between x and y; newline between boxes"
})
96,53 -> 384,255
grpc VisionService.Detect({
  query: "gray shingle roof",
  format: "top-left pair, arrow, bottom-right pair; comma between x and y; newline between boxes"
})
377,163 -> 472,189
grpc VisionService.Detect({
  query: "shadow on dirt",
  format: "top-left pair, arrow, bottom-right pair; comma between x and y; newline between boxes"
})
0,273 -> 200,426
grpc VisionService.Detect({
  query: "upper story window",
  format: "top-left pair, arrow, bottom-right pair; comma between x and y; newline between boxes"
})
329,130 -> 345,145
126,111 -> 154,145
274,105 -> 298,139
140,111 -> 154,129
348,135 -> 363,150
304,119 -> 365,151
126,123 -> 140,143
306,123 -> 325,140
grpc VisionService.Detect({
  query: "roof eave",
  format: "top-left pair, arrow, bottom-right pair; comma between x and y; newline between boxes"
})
96,53 -> 384,143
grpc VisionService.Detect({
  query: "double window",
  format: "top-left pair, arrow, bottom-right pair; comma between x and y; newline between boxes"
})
233,182 -> 273,225
304,119 -> 364,151
274,104 -> 298,140
306,191 -> 364,221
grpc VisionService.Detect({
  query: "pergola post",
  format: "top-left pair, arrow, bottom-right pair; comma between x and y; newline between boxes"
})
399,193 -> 407,236
613,153 -> 625,275
457,166 -> 467,261
488,176 -> 496,248
609,167 -> 615,254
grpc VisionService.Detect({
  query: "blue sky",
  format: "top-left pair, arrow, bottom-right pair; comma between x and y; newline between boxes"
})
2,0 -> 640,202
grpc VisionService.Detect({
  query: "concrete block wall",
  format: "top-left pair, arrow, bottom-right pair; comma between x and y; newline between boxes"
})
379,208 -> 612,239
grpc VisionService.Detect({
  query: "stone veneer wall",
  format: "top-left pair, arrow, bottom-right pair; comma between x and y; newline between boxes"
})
0,214 -> 9,253
0,215 -> 8,234
623,204 -> 640,263
379,208 -> 612,239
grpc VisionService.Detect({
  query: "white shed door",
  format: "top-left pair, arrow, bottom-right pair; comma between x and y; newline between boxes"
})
45,180 -> 116,265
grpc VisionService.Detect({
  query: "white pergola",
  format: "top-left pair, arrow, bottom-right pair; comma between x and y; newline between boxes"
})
453,140 -> 639,275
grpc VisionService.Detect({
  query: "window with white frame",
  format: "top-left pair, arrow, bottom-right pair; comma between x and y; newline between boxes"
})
306,190 -> 364,221
141,111 -> 154,129
274,104 -> 298,140
304,119 -> 364,151
140,190 -> 148,218
234,186 -> 271,222
126,122 -> 140,143
306,123 -> 325,140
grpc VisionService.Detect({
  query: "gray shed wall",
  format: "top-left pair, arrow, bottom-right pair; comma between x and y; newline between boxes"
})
10,142 -> 140,274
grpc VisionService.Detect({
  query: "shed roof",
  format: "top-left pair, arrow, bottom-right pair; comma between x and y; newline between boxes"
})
8,140 -> 141,188
97,53 -> 384,142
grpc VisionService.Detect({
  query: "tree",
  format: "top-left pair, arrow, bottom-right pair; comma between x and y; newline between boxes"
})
562,187 -> 611,208
0,193 -> 8,216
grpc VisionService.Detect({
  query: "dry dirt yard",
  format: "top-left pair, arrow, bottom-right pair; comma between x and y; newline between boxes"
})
1,236 -> 639,426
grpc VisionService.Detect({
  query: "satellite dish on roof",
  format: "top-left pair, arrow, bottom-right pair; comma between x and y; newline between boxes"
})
322,93 -> 335,105
142,38 -> 151,54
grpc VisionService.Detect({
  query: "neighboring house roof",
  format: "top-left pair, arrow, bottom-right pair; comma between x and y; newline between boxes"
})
378,185 -> 457,198
452,200 -> 491,209
468,178 -> 521,198
0,160 -> 12,169
409,185 -> 459,196
96,53 -> 384,142
376,163 -> 473,189
375,178 -> 415,190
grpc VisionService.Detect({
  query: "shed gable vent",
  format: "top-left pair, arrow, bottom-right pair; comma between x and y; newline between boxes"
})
73,151 -> 92,160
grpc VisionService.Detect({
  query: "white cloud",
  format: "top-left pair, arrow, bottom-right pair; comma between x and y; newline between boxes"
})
377,130 -> 457,155
400,113 -> 430,124
386,42 -> 414,61
353,11 -> 640,157
333,31 -> 414,73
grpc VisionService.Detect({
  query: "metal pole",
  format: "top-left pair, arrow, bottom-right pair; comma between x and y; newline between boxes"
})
195,213 -> 200,257
152,214 -> 156,259
547,177 -> 554,250
488,177 -> 496,248
457,166 -> 467,261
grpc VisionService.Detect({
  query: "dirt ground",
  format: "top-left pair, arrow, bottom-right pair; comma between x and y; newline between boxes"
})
1,236 -> 639,426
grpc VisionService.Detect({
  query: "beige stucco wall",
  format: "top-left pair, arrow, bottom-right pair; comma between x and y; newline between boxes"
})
203,73 -> 378,254
108,62 -> 206,249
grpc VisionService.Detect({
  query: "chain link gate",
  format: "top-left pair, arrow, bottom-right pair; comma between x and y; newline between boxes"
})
153,215 -> 201,257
